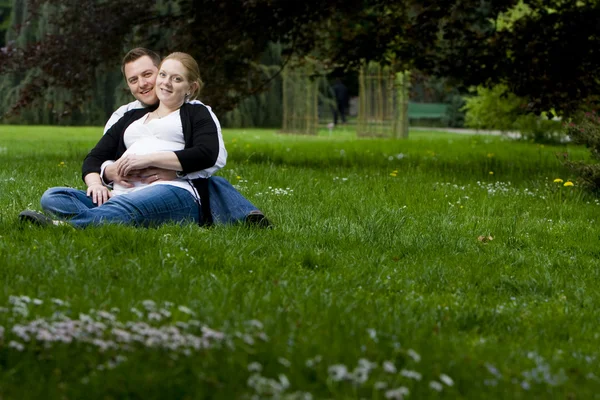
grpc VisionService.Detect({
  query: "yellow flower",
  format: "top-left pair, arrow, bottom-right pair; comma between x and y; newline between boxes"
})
236,176 -> 241,179
564,181 -> 574,187
390,173 -> 397,177
489,171 -> 494,175
553,178 -> 563,183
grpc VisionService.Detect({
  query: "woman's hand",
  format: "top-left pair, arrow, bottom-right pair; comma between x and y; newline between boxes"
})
115,154 -> 153,177
136,167 -> 178,184
87,183 -> 112,206
104,163 -> 134,188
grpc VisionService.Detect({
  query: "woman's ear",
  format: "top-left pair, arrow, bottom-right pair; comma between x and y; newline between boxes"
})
190,82 -> 199,96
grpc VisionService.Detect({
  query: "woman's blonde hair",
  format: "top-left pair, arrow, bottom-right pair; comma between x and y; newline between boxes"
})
160,52 -> 203,100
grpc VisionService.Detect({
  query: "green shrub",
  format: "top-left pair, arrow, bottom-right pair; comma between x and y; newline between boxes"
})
565,111 -> 600,192
463,84 -> 564,142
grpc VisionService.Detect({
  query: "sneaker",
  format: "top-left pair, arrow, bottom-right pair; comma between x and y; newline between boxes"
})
19,210 -> 65,227
244,210 -> 272,228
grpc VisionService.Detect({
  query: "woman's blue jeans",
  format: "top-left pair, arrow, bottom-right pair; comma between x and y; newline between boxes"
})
40,176 -> 259,228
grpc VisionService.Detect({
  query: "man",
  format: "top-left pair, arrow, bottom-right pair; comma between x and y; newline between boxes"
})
332,78 -> 349,125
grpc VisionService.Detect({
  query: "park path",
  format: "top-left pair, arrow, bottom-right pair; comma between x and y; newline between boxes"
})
410,126 -> 522,138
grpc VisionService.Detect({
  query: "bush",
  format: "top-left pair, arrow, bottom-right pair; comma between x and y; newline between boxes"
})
462,84 -> 565,143
565,111 -> 600,192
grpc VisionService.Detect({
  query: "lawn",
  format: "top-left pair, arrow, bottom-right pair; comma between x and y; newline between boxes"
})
1,124 -> 599,399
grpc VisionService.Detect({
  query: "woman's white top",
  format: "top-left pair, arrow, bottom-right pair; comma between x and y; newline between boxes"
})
112,110 -> 198,199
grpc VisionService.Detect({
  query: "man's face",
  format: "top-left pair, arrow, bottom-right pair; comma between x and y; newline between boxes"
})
123,56 -> 159,106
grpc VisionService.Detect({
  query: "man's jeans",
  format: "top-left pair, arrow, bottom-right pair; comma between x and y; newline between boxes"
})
41,176 -> 258,228
208,176 -> 258,224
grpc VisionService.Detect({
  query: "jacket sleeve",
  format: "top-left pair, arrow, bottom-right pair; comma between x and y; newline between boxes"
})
174,104 -> 223,174
82,113 -> 131,180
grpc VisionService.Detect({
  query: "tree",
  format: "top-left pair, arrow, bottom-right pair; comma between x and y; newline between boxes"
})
0,0 -> 11,47
1,0 -> 599,119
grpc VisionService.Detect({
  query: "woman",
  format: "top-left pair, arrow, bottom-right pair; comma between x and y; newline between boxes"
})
20,52 -> 228,228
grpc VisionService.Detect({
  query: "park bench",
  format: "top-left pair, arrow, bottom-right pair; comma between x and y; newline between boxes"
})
407,102 -> 449,123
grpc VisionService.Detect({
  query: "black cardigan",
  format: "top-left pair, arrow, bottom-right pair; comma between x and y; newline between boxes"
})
82,103 -> 220,225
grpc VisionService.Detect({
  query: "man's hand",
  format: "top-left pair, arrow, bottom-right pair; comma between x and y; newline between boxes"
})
136,167 -> 178,184
87,183 -> 112,206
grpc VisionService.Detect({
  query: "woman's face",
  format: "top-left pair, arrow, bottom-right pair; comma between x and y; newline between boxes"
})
156,59 -> 196,107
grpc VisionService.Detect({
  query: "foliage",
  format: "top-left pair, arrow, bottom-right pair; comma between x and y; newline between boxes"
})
463,85 -> 528,131
0,0 -> 133,124
220,42 -> 284,129
2,0 -> 600,121
0,0 -> 10,47
491,1 -> 600,116
565,111 -> 600,192
2,125 -> 599,398
463,84 -> 564,142
446,94 -> 466,128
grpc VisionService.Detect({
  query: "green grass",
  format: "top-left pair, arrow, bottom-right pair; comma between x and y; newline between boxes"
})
1,124 -> 599,399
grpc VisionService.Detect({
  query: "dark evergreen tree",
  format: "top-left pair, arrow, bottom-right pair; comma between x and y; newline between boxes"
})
0,0 -> 11,47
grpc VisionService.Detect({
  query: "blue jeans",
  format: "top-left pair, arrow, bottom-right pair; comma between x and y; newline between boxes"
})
41,185 -> 200,228
208,176 -> 259,224
40,177 -> 259,228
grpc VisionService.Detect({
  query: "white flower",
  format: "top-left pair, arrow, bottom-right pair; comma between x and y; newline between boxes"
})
248,362 -> 263,372
305,355 -> 322,368
400,369 -> 422,381
278,357 -> 291,368
440,373 -> 454,386
385,386 -> 409,399
97,311 -> 116,321
429,381 -> 443,392
8,341 -> 25,351
201,326 -> 225,341
32,299 -> 43,305
383,361 -> 397,373
407,348 -> 421,362
246,319 -> 264,330
278,374 -> 290,390
350,367 -> 369,385
328,364 -> 349,381
367,328 -> 377,341
358,358 -> 377,371
148,312 -> 162,321
142,300 -> 156,310
374,381 -> 388,390
130,308 -> 143,318
50,298 -> 69,307
177,305 -> 195,315
485,362 -> 502,378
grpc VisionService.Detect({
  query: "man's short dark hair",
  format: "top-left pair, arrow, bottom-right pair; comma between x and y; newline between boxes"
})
121,48 -> 161,76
